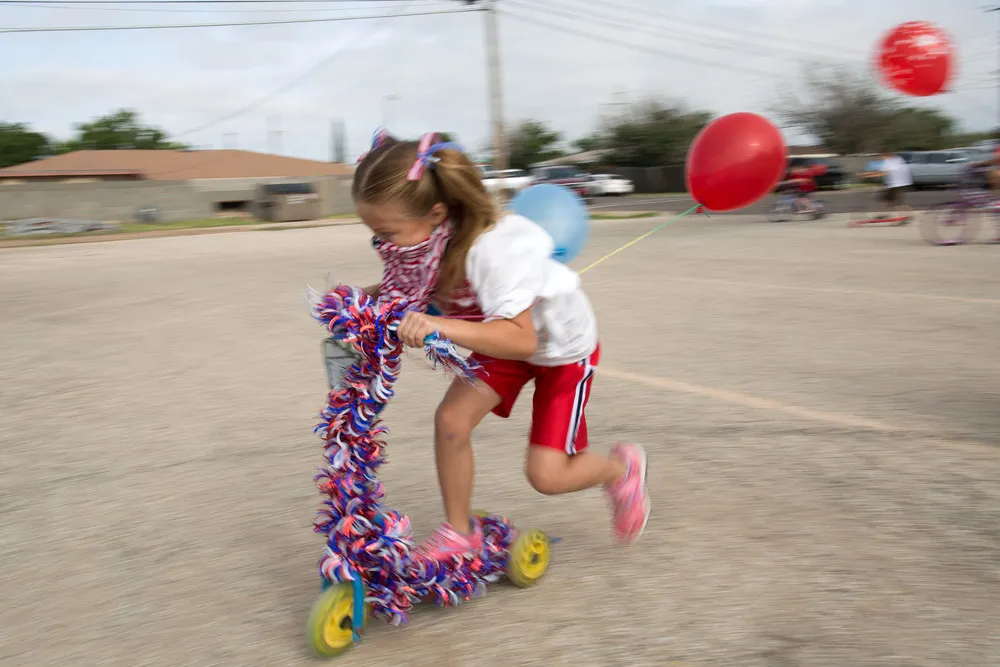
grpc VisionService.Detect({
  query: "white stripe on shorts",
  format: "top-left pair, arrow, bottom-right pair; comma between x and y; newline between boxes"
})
565,354 -> 596,455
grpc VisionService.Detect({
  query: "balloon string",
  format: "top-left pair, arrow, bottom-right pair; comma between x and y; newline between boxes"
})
577,204 -> 704,276
439,203 -> 704,322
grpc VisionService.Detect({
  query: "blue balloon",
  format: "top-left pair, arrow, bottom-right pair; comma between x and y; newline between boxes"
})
509,183 -> 589,264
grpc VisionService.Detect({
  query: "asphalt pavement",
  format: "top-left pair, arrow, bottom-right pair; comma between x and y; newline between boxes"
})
2,215 -> 998,666
591,188 -> 956,218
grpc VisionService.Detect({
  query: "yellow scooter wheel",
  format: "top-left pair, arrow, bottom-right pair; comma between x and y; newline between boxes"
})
306,582 -> 368,658
506,529 -> 551,588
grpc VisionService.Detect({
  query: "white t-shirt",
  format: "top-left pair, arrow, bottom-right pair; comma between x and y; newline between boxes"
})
465,213 -> 598,367
881,156 -> 912,188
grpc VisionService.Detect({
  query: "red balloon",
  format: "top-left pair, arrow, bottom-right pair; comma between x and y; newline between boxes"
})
685,112 -> 787,212
877,21 -> 954,97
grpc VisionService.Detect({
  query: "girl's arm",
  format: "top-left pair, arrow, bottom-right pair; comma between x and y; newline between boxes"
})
361,283 -> 381,298
400,310 -> 537,361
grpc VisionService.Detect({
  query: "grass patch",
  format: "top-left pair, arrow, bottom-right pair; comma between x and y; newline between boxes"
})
257,223 -> 331,231
591,211 -> 658,220
623,192 -> 689,198
0,214 -> 364,246
117,218 -> 269,233
1,217 -> 266,239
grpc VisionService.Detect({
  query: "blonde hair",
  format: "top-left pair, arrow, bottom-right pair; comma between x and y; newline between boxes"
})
352,135 -> 496,297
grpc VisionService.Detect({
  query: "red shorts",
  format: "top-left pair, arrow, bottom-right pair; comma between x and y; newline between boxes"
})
471,345 -> 600,454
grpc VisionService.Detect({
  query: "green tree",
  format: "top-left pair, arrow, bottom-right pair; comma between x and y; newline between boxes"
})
0,122 -> 52,168
884,107 -> 955,151
776,64 -> 961,153
603,100 -> 712,167
507,120 -> 564,169
572,132 -> 606,153
776,65 -> 892,154
59,109 -> 187,152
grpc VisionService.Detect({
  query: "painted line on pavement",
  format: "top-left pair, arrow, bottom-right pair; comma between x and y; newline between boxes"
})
600,366 -> 997,453
670,276 -> 1000,306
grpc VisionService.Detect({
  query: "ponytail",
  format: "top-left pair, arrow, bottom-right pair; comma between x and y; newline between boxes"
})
426,145 -> 496,295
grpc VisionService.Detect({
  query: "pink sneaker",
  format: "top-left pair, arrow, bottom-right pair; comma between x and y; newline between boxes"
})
416,520 -> 483,560
605,443 -> 651,544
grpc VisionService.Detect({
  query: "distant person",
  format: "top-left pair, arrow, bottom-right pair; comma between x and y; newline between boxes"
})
352,130 -> 651,559
961,155 -> 992,191
877,150 -> 913,223
990,143 -> 1000,190
785,164 -> 820,214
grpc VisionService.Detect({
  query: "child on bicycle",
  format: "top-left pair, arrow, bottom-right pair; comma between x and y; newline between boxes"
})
352,130 -> 651,558
783,165 -> 819,214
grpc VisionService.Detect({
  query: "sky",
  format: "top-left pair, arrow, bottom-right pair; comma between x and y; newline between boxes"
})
1,0 -> 997,162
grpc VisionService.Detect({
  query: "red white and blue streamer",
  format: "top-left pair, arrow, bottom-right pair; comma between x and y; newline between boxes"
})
310,285 -> 517,626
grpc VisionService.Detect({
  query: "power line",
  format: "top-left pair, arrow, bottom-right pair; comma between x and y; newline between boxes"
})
0,0 -> 418,4
550,0 -> 860,62
567,0 -> 867,60
174,35 -> 378,137
0,4 -> 478,31
173,1 -> 432,137
516,0 -> 855,66
498,6 -> 784,79
0,0 -> 449,12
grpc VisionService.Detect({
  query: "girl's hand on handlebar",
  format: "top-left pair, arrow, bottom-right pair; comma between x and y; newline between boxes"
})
397,311 -> 438,349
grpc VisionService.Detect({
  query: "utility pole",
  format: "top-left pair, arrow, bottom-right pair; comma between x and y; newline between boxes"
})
599,91 -> 629,132
268,116 -> 286,155
482,0 -> 507,170
381,94 -> 400,131
991,7 -> 1000,135
458,1 -> 506,169
331,118 -> 346,163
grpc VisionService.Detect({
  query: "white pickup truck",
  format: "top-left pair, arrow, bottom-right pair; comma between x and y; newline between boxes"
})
479,167 -> 535,194
901,150 -> 971,189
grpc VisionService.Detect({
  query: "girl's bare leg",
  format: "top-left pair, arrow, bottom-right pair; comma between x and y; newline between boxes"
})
433,377 -> 500,534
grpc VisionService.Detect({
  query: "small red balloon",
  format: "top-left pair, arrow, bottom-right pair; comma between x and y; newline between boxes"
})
685,112 -> 787,212
877,21 -> 954,97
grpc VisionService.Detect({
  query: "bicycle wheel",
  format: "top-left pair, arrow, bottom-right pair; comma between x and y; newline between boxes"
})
766,200 -> 792,222
920,202 -> 981,246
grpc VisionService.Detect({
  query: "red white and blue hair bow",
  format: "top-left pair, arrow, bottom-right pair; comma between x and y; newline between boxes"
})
405,132 -> 464,182
355,126 -> 392,164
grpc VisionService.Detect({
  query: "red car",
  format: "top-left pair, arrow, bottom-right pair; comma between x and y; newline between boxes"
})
529,166 -> 594,202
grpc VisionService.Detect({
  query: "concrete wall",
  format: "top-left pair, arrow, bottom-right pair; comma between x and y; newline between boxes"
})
0,180 -> 213,223
187,175 -> 354,218
0,175 -> 355,223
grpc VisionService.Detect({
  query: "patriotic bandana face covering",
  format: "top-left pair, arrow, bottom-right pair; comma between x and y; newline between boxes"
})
373,221 -> 453,313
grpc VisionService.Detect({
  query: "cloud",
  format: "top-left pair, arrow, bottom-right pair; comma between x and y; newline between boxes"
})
0,0 -> 995,161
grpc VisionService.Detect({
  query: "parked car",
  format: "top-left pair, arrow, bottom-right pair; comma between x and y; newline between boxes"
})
905,150 -> 969,189
956,145 -> 995,165
482,168 -> 535,195
588,173 -> 634,196
784,157 -> 846,190
530,165 -> 595,200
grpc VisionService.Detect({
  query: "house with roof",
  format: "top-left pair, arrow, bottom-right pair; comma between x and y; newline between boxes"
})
0,149 -> 353,184
0,149 -> 355,222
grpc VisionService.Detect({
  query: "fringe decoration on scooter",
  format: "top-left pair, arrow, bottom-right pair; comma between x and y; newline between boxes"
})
311,285 -> 515,625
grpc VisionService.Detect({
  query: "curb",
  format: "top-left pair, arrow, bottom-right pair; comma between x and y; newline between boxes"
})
0,217 -> 362,249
